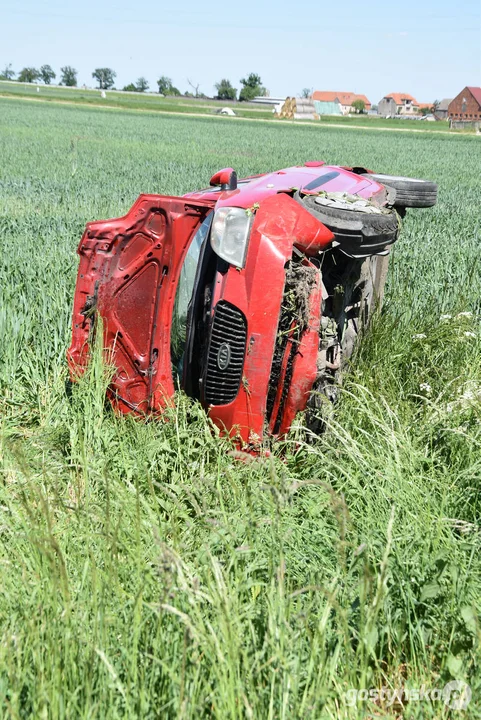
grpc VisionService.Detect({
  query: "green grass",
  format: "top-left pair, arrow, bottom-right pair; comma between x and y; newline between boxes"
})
316,113 -> 452,132
0,81 -> 274,120
0,81 -> 465,132
0,98 -> 480,718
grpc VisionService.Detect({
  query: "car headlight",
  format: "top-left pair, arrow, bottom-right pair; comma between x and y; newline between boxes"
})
210,207 -> 252,268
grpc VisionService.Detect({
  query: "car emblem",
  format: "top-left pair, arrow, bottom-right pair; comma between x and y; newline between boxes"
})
217,342 -> 231,370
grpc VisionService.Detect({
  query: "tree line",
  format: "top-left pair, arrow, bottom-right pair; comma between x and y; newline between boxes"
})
0,63 -> 269,100
0,63 -> 78,86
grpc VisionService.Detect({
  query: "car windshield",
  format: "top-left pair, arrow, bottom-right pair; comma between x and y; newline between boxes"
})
171,213 -> 212,378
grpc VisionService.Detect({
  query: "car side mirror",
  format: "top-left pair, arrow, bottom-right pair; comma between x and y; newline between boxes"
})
209,168 -> 237,191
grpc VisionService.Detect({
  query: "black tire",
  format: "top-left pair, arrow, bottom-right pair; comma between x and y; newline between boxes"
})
362,173 -> 438,208
295,190 -> 399,257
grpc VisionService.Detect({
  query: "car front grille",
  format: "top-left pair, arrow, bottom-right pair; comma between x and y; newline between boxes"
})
203,301 -> 247,406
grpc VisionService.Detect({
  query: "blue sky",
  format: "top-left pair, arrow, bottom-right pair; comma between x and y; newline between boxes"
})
1,0 -> 480,102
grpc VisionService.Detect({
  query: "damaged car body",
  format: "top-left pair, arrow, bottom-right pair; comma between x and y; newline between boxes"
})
68,162 -> 437,448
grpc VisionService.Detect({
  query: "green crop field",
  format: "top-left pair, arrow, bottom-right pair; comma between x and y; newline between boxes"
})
0,81 -> 466,133
0,81 -> 275,120
0,97 -> 480,718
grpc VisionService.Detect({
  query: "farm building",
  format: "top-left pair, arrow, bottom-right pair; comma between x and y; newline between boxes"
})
378,93 -> 420,116
448,87 -> 481,122
435,98 -> 452,120
250,96 -> 287,106
249,96 -> 288,114
311,91 -> 371,115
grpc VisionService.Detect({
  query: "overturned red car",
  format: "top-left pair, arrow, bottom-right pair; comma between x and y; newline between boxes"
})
68,163 -> 437,447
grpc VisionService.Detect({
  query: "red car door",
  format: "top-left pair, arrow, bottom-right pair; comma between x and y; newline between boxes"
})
68,194 -> 215,413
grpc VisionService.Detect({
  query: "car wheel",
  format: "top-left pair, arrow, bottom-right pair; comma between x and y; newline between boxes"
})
295,190 -> 399,257
361,173 -> 438,208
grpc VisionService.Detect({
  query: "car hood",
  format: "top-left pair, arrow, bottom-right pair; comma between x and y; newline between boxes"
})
68,194 -> 215,413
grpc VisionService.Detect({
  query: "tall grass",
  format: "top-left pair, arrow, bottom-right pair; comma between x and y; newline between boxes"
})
0,99 -> 480,718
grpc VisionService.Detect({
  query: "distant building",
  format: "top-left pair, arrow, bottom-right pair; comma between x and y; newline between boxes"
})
313,100 -> 342,116
250,96 -> 287,105
378,93 -> 419,116
448,87 -> 481,121
250,96 -> 289,114
418,102 -> 433,113
311,91 -> 371,115
435,99 -> 452,120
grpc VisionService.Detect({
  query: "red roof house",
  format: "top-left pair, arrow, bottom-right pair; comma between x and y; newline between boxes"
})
311,91 -> 371,113
378,93 -> 420,116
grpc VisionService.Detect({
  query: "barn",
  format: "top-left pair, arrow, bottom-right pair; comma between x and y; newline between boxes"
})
448,87 -> 481,122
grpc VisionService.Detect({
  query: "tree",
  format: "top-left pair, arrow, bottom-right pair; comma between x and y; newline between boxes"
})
215,78 -> 237,101
123,77 -> 149,92
40,64 -> 56,84
157,76 -> 180,96
92,68 -> 116,90
60,66 -> 78,86
352,99 -> 366,114
239,73 -> 267,102
187,78 -> 202,97
18,67 -> 40,83
0,63 -> 15,81
136,77 -> 149,92
301,88 -> 312,99
157,76 -> 170,94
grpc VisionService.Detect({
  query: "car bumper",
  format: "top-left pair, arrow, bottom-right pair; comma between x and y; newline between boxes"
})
204,194 -> 330,446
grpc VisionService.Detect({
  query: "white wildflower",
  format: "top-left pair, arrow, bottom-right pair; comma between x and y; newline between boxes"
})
420,383 -> 432,394
464,331 -> 476,338
445,383 -> 481,414
412,333 -> 427,340
440,314 -> 452,321
457,311 -> 473,318
459,384 -> 481,401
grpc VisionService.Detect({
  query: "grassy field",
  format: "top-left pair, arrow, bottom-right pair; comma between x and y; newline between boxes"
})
0,81 -> 275,120
0,97 -> 480,718
316,113 -> 452,132
0,81 -> 461,133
